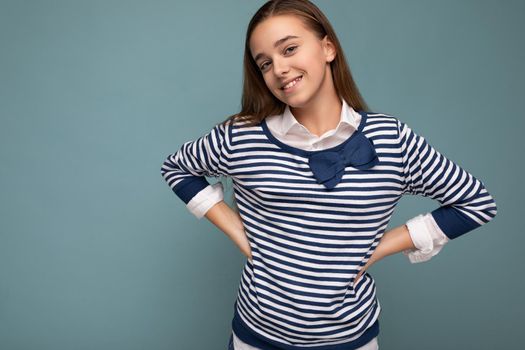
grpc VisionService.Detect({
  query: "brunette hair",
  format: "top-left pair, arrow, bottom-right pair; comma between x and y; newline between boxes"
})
222,0 -> 370,127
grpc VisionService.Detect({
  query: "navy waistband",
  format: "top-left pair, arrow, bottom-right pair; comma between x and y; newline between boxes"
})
231,305 -> 379,350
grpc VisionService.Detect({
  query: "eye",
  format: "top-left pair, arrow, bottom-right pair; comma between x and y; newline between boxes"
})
259,45 -> 298,71
285,45 -> 297,54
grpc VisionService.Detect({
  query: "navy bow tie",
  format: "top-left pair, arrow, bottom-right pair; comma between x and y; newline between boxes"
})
308,131 -> 379,189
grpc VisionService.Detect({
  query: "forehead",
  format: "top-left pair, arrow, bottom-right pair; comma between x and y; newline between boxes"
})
249,15 -> 311,58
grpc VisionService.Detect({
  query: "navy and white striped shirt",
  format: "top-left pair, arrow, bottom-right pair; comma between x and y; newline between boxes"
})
185,98 -> 451,266
160,109 -> 497,349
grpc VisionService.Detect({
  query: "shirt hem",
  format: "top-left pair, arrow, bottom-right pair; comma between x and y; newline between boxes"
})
231,303 -> 380,350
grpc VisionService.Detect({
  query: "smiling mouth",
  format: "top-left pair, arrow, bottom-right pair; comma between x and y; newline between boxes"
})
281,75 -> 303,90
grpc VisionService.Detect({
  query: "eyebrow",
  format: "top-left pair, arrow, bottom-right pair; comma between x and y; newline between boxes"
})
253,35 -> 300,63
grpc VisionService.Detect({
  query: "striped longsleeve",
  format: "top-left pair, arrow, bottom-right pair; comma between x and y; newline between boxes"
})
160,110 -> 498,349
398,119 -> 497,240
160,121 -> 230,216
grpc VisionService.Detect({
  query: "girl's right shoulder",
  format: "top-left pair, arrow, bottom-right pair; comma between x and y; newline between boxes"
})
219,115 -> 263,139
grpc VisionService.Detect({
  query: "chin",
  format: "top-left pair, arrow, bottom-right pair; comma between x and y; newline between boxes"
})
285,94 -> 311,109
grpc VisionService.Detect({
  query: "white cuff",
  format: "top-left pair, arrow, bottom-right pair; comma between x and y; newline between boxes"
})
403,213 -> 450,264
186,182 -> 224,219
427,214 -> 449,245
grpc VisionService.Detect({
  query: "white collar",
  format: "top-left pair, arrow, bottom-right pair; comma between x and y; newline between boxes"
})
279,97 -> 359,136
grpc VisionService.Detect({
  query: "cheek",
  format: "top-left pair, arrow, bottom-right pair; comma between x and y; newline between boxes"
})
263,76 -> 274,90
262,77 -> 280,96
306,55 -> 325,73
295,55 -> 322,76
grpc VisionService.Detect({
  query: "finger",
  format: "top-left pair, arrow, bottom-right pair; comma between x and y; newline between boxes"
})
355,269 -> 366,284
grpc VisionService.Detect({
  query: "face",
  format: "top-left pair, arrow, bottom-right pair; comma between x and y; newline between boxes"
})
249,15 -> 336,108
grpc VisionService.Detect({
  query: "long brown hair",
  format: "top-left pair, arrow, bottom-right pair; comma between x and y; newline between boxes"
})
222,0 -> 370,127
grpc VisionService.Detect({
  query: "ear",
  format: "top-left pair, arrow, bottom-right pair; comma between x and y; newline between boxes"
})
322,35 -> 337,63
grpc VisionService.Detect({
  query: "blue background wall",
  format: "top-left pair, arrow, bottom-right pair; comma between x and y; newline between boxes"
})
0,0 -> 522,349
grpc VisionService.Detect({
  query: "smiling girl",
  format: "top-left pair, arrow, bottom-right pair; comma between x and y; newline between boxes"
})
160,1 -> 497,349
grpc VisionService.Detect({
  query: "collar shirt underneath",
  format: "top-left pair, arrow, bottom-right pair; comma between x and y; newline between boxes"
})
264,97 -> 361,150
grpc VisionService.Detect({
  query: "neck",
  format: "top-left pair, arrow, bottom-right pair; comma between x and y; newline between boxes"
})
289,70 -> 342,137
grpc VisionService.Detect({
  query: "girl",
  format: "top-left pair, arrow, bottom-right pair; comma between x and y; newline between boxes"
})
160,1 -> 497,349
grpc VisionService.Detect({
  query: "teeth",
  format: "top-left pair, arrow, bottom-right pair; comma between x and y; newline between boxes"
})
283,76 -> 302,89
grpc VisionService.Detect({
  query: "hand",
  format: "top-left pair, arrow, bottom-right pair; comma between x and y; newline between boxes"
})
242,233 -> 253,262
354,244 -> 384,285
354,256 -> 374,285
354,224 -> 415,285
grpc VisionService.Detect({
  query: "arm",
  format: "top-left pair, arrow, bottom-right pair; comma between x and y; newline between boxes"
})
204,200 -> 252,261
184,179 -> 253,260
403,212 -> 449,264
355,118 -> 498,282
160,121 -> 228,204
375,224 -> 416,257
355,224 -> 415,283
160,121 -> 251,259
398,119 -> 497,239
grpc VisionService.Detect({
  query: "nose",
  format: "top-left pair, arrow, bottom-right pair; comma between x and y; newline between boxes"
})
272,57 -> 290,76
